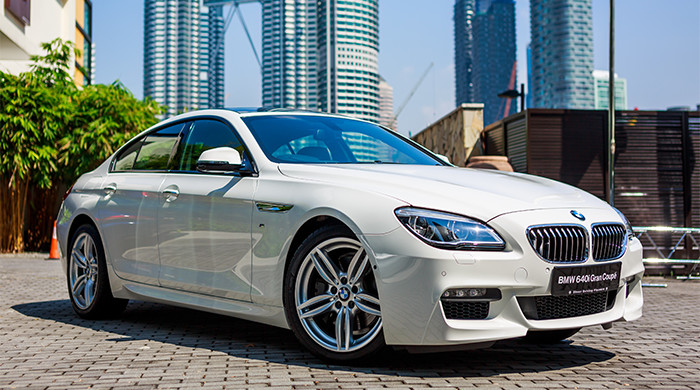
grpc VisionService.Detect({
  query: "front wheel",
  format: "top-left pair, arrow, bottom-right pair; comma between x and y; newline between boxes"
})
284,225 -> 384,361
67,224 -> 128,319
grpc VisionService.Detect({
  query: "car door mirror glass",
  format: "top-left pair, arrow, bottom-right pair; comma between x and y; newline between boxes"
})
196,147 -> 243,172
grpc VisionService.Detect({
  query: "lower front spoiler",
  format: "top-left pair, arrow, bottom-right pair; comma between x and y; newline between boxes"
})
416,275 -> 643,347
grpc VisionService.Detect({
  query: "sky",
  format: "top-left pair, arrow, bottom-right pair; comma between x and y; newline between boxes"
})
94,0 -> 700,137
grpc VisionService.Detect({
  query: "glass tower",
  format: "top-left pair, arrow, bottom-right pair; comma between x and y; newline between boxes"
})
454,0 -> 476,105
262,0 -> 379,122
144,0 -> 225,116
472,0 -> 516,125
529,0 -> 594,109
378,75 -> 395,130
261,0 -> 318,110
592,70 -> 627,110
203,4 -> 225,109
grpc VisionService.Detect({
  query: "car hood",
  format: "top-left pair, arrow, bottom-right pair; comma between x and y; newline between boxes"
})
277,164 -> 610,221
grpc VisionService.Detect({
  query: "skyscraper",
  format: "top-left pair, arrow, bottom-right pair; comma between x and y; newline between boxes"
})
472,0 -> 516,125
261,0 -> 379,122
144,0 -> 224,116
454,0 -> 476,105
261,0 -> 318,110
592,70 -> 627,110
318,0 -> 380,122
529,0 -> 594,109
202,4 -> 225,109
144,0 -> 201,115
378,76 -> 395,129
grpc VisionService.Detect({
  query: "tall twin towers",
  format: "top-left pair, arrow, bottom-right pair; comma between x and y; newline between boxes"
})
144,0 -> 380,122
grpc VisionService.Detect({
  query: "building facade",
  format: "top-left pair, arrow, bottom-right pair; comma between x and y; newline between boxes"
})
378,75 -> 395,129
472,0 -> 515,125
592,70 -> 627,110
529,0 -> 594,109
144,0 -> 224,116
1,0 -> 93,85
262,0 -> 379,122
73,0 -> 93,85
202,4 -> 225,109
144,0 -> 201,115
319,0 -> 379,122
453,0 -> 476,105
261,0 -> 318,110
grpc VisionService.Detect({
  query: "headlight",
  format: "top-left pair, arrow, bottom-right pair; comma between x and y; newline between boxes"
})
395,207 -> 505,250
613,207 -> 635,240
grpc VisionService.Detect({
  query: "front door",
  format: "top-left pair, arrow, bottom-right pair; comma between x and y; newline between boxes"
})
156,119 -> 256,301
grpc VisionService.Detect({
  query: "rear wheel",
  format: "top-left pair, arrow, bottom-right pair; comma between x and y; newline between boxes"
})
523,328 -> 580,344
67,224 -> 128,319
284,225 -> 384,361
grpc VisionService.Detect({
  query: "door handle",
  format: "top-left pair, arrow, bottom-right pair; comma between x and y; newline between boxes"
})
103,184 -> 117,196
162,188 -> 179,202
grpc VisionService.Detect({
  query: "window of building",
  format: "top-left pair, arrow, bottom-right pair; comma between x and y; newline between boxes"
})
5,0 -> 30,25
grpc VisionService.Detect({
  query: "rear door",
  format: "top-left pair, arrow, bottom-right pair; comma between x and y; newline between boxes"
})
97,123 -> 186,285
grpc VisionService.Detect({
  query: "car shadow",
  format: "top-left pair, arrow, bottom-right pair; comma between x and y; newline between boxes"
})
12,299 -> 614,377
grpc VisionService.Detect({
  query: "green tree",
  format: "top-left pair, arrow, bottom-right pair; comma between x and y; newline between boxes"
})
0,39 -> 75,252
0,39 -> 164,252
59,81 -> 163,181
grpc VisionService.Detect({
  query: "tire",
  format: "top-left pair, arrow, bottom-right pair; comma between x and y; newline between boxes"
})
283,225 -> 385,361
67,224 -> 128,319
523,328 -> 581,344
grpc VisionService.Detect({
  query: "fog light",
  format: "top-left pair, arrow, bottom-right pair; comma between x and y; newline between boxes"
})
441,288 -> 501,301
468,288 -> 486,297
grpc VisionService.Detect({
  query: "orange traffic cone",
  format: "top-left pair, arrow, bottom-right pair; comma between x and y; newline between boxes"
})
49,221 -> 60,260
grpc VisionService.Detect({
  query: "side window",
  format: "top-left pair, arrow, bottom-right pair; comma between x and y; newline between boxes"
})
175,119 -> 247,172
113,139 -> 143,171
131,123 -> 185,171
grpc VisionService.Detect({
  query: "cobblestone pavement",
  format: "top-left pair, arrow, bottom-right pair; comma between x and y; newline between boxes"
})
1,255 -> 699,389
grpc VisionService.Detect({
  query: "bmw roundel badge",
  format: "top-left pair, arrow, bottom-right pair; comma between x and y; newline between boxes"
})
570,210 -> 585,221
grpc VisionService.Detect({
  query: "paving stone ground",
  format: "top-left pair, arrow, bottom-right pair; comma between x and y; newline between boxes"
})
0,254 -> 698,389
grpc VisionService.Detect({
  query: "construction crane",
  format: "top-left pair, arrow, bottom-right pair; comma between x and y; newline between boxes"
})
392,62 -> 434,125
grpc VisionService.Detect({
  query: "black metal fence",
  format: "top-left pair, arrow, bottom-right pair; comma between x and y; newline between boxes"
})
482,109 -> 700,270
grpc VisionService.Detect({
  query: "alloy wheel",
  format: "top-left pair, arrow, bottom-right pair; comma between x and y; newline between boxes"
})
69,232 -> 99,309
294,237 -> 382,353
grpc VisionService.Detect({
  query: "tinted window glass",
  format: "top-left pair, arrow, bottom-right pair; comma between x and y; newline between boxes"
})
175,119 -> 246,172
113,139 -> 142,171
242,115 -> 442,165
132,123 -> 184,171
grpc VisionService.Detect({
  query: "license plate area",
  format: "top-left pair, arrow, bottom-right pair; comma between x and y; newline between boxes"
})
551,262 -> 621,296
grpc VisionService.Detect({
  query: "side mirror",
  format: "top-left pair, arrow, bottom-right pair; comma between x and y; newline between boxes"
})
435,153 -> 451,165
196,147 -> 243,172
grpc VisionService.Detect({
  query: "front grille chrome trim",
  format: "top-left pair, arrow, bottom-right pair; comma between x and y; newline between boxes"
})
591,223 -> 627,261
526,224 -> 588,263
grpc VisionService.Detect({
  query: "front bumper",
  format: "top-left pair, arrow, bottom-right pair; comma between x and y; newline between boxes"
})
363,207 -> 644,347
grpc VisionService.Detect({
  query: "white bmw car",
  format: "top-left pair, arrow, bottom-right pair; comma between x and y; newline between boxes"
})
57,109 -> 644,361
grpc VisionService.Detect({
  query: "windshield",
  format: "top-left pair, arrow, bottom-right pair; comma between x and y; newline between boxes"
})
242,115 -> 444,165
